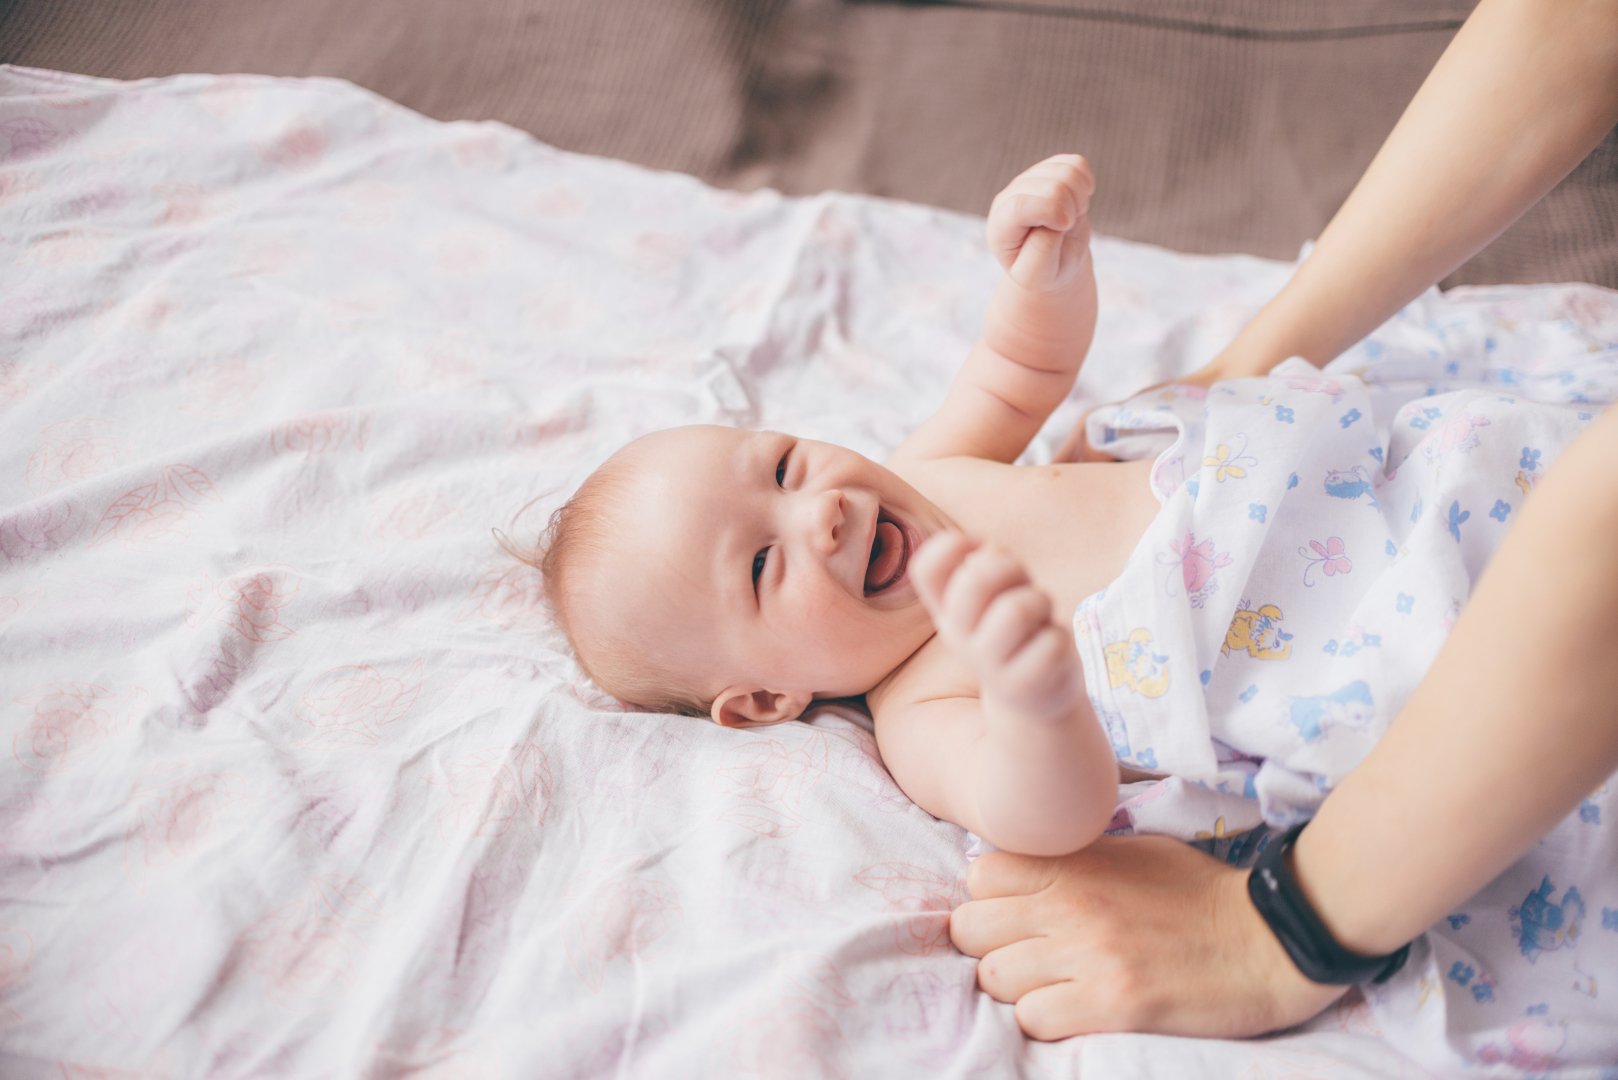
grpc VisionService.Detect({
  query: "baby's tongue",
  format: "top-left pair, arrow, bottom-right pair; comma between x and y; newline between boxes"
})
865,520 -> 904,592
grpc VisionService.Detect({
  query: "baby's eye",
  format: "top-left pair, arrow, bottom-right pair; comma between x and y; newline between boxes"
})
752,548 -> 769,594
775,448 -> 790,488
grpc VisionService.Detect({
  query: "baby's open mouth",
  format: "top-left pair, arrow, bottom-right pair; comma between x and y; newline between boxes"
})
864,510 -> 910,596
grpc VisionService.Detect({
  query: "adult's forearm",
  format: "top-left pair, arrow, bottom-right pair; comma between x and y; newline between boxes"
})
1293,406 -> 1618,957
1213,0 -> 1618,379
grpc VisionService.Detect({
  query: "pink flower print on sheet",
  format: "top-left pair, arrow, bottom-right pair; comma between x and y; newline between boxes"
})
194,569 -> 304,647
564,875 -> 681,993
228,571 -> 298,642
734,846 -> 829,936
1159,531 -> 1233,607
373,490 -> 457,541
90,463 -> 221,547
179,353 -> 263,415
187,566 -> 301,644
731,995 -> 849,1080
821,719 -> 917,815
238,874 -> 386,1006
466,562 -> 546,628
1299,536 -> 1352,587
295,659 -> 424,747
716,731 -> 834,839
25,417 -> 125,494
852,862 -> 962,956
122,768 -> 246,889
432,743 -> 553,839
268,409 -> 372,458
0,497 -> 83,563
11,682 -> 124,775
0,116 -> 64,160
879,969 -> 976,1068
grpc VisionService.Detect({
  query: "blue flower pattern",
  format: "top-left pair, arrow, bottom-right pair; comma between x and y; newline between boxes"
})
1084,345 -> 1614,1054
1447,500 -> 1470,542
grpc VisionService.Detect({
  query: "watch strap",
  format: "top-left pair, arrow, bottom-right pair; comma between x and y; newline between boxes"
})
1247,823 -> 1410,986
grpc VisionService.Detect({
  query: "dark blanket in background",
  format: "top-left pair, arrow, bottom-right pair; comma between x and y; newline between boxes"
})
4,0 -> 1615,288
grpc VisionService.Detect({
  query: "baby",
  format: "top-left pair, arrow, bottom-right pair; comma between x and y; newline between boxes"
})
519,153 -> 1613,859
525,155 -> 1137,855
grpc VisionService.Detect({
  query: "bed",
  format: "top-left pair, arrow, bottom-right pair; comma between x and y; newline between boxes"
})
2,60 -> 1616,1076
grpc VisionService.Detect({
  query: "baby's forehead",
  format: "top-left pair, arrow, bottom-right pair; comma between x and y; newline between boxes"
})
601,425 -> 747,534
613,424 -> 780,497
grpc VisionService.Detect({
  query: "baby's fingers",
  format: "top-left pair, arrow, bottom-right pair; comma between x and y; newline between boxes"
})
909,531 -> 977,620
932,545 -> 1034,644
971,584 -> 1055,668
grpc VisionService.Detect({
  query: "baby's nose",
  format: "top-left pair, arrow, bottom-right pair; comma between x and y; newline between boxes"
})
810,489 -> 846,553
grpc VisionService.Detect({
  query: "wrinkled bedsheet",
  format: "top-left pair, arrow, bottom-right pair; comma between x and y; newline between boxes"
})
2,65 -> 1616,1077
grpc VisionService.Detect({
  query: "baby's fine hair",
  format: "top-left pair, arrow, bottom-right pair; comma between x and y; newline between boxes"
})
494,453 -> 712,719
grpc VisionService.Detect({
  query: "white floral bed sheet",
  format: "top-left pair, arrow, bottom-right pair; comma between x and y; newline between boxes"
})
3,64 -> 1616,1077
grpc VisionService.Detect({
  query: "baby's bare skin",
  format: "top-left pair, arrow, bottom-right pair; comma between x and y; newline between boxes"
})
868,455 -> 1161,789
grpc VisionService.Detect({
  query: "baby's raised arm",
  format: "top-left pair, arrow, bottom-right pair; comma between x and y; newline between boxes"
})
892,155 -> 1099,467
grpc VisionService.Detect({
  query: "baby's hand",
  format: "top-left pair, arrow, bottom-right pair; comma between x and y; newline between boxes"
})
910,532 -> 1085,725
986,153 -> 1095,294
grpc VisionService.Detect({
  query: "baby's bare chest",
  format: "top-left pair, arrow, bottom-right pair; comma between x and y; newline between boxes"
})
909,456 -> 1159,619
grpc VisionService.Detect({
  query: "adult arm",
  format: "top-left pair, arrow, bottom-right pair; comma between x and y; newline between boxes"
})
1060,0 -> 1618,465
1204,0 -> 1618,380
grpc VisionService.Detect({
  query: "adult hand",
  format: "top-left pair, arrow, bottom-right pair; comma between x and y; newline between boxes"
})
948,834 -> 1345,1039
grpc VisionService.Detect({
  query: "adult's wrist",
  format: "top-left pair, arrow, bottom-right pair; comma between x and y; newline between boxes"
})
1214,859 -> 1345,1030
1251,825 -> 1412,985
1289,817 -> 1412,958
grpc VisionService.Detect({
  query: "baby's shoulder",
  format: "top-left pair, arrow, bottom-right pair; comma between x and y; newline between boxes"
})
868,636 -> 977,744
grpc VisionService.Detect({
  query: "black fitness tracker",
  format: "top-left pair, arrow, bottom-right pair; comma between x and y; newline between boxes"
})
1247,823 -> 1410,985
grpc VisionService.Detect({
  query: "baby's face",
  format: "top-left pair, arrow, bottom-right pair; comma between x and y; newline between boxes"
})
586,424 -> 949,716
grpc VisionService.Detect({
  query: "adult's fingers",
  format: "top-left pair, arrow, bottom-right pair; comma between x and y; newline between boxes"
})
974,935 -> 1072,1004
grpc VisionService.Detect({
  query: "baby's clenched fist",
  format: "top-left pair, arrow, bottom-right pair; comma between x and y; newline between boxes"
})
986,153 -> 1095,294
910,531 -> 1085,725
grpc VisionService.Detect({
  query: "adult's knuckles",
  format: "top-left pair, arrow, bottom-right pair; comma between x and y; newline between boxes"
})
975,954 -> 1013,999
947,904 -> 982,954
1015,994 -> 1081,1041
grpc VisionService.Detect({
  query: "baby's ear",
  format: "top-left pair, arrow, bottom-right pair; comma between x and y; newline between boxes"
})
711,687 -> 811,728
